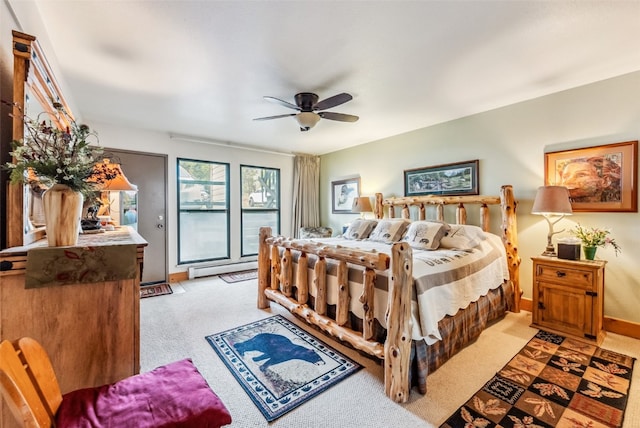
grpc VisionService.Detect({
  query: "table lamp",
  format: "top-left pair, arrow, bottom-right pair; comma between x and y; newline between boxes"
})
531,185 -> 572,257
352,196 -> 373,218
90,159 -> 138,218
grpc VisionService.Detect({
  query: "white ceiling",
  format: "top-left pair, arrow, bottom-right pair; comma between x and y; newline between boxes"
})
13,1 -> 640,155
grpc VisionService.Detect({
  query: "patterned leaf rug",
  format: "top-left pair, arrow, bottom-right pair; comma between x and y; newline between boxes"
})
206,315 -> 362,421
441,330 -> 635,428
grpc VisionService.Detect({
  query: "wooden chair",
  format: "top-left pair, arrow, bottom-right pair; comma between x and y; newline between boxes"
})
0,337 -> 232,427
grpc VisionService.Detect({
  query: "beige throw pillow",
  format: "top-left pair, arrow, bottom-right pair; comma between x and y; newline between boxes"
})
439,224 -> 487,251
402,221 -> 450,250
343,219 -> 378,240
368,219 -> 411,243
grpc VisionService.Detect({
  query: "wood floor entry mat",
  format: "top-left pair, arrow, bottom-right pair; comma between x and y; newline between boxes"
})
219,270 -> 258,283
140,283 -> 173,298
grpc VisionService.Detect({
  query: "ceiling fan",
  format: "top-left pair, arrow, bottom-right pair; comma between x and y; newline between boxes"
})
253,92 -> 359,131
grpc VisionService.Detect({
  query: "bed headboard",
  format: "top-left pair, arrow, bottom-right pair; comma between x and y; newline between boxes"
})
374,184 -> 521,312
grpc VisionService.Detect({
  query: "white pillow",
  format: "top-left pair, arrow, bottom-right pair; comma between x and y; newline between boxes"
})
368,219 -> 411,243
402,221 -> 450,250
343,219 -> 378,240
439,224 -> 487,251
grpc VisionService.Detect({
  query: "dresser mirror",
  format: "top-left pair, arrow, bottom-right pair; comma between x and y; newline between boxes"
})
8,30 -> 74,246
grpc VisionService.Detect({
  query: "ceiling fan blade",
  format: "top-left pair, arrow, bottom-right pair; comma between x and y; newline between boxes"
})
313,93 -> 353,111
318,111 -> 359,122
263,96 -> 300,111
253,113 -> 297,121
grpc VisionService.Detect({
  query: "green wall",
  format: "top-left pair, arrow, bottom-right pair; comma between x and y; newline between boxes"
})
321,71 -> 640,324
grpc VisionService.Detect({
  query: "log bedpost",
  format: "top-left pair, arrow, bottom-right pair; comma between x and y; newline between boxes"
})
375,193 -> 384,219
402,204 -> 410,219
456,203 -> 467,225
336,261 -> 349,326
296,252 -> 309,304
480,204 -> 490,232
281,248 -> 293,297
384,242 -> 412,403
418,203 -> 425,220
258,227 -> 271,309
360,268 -> 376,340
314,257 -> 327,315
500,185 -> 521,313
436,204 -> 444,222
270,245 -> 281,291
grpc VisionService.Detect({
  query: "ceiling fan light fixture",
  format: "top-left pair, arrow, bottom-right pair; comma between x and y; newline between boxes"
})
295,112 -> 321,130
255,92 -> 357,130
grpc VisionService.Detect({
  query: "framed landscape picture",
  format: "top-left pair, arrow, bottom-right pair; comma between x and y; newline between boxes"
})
331,177 -> 360,213
404,160 -> 479,197
545,141 -> 638,212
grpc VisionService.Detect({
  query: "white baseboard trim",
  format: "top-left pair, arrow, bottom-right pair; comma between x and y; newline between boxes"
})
188,261 -> 258,279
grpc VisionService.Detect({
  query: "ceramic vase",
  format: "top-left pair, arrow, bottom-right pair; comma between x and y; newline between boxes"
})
583,246 -> 597,260
42,183 -> 84,246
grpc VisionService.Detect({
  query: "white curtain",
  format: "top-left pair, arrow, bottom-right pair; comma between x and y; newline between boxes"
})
292,154 -> 320,237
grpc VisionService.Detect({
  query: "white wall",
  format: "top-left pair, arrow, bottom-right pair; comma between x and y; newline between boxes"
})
85,121 -> 294,275
2,1 -> 296,273
321,72 -> 640,324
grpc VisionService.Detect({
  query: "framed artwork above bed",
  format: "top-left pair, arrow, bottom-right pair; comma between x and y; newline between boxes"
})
404,160 -> 479,197
331,177 -> 360,213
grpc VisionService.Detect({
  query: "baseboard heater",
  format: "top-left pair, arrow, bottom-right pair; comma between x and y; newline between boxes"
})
188,261 -> 258,280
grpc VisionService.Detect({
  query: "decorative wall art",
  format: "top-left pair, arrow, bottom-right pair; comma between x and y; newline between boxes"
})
404,160 -> 479,197
331,177 -> 360,213
545,141 -> 638,212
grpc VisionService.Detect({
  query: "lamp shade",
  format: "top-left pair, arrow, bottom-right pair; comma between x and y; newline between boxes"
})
531,186 -> 572,215
352,196 -> 373,213
90,159 -> 138,191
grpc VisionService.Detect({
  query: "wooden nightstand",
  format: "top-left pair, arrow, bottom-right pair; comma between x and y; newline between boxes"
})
531,256 -> 606,345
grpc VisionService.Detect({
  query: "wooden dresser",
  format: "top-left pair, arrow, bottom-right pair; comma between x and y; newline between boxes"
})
531,256 -> 606,345
0,227 -> 146,427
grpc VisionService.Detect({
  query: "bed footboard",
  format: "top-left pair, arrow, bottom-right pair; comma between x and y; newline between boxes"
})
257,227 -> 414,403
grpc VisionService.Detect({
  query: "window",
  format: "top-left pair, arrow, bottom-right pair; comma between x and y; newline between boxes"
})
178,159 -> 229,263
241,165 -> 280,256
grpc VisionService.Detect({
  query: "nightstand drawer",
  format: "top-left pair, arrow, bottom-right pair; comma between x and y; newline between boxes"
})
535,263 -> 593,288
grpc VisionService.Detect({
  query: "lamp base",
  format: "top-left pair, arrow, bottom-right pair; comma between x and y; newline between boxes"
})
541,244 -> 557,257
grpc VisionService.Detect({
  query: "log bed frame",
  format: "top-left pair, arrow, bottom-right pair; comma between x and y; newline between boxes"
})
257,184 -> 520,403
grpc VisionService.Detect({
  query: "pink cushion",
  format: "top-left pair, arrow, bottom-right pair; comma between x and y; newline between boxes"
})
56,359 -> 232,427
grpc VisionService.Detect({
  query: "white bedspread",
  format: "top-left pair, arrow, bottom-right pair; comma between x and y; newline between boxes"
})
301,234 -> 509,345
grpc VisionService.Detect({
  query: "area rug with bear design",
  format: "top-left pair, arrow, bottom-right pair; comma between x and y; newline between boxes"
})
206,315 -> 362,421
440,330 -> 635,428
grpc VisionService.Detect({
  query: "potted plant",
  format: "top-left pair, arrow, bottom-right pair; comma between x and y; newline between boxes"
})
4,102 -> 111,246
570,223 -> 621,260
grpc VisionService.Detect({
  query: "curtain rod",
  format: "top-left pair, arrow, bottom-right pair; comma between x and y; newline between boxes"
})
169,134 -> 295,157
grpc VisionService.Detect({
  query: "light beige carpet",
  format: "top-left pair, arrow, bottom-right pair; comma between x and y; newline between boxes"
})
140,276 -> 640,427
